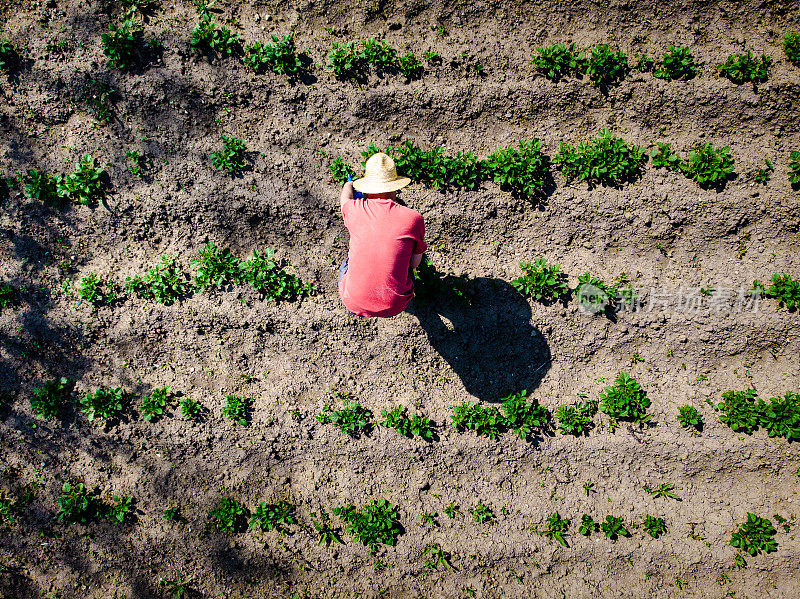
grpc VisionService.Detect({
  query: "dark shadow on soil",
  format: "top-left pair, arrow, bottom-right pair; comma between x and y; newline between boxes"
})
407,277 -> 551,403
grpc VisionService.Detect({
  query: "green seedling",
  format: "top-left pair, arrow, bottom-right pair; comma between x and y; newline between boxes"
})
311,510 -> 343,546
326,41 -> 364,79
554,129 -> 646,185
126,150 -> 145,177
77,273 -> 117,305
730,513 -> 777,556
579,514 -> 597,535
733,553 -> 747,568
329,156 -> 356,184
677,405 -> 702,430
191,11 -> 239,54
0,494 -> 14,524
599,372 -> 651,423
163,506 -> 186,523
583,482 -> 596,496
486,139 -> 550,196
0,283 -> 15,309
250,500 -> 297,533
717,51 -> 771,83
57,482 -> 95,523
555,400 -> 597,435
222,394 -> 251,426
379,405 -> 435,440
191,241 -> 241,291
758,391 -> 800,440
644,484 -> 681,501
0,40 -> 17,71
535,512 -> 570,547
584,44 -> 628,85
24,170 -> 62,206
125,255 -> 190,304
715,389 -> 759,433
681,142 -> 735,186
334,498 -> 401,553
444,502 -> 459,518
471,500 -> 494,523
31,377 -> 72,419
754,158 -> 773,183
211,135 -> 247,174
160,570 -> 194,599
500,390 -> 550,439
423,51 -> 441,64
398,52 -> 423,78
179,397 -> 201,419
317,399 -> 372,435
83,79 -> 115,123
361,37 -> 396,69
141,386 -> 169,422
422,543 -> 452,571
643,515 -> 667,538
209,497 -> 247,532
80,387 -> 125,421
531,42 -> 583,80
511,258 -> 569,302
101,19 -> 139,69
635,52 -> 654,71
106,494 -> 132,524
244,34 -> 302,75
784,33 -> 800,65
237,248 -> 314,300
650,142 -> 682,171
57,153 -> 106,206
600,515 -> 630,540
419,511 -> 437,526
654,45 -> 696,79
451,401 -> 505,439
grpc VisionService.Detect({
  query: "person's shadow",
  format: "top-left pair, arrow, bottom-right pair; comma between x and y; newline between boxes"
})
406,271 -> 551,403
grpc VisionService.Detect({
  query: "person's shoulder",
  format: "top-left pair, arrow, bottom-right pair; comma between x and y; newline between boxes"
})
394,203 -> 424,221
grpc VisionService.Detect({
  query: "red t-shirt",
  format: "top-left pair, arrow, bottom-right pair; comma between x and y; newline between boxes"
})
339,197 -> 427,317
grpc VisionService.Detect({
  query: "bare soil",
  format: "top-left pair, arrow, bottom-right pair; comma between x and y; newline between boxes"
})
1,0 -> 800,597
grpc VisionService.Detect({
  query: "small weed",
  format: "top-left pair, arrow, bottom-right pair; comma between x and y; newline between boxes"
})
250,500 -> 297,533
579,514 -> 598,535
106,494 -> 132,524
485,139 -> 550,196
101,19 -> 139,69
78,273 -> 117,305
643,515 -> 667,538
126,150 -> 145,177
451,401 -> 505,439
650,142 -> 682,171
677,405 -> 702,430
31,377 -> 72,419
600,515 -> 630,540
379,405 -> 435,440
733,553 -> 747,568
512,258 -> 569,302
584,44 -> 628,85
311,510 -> 343,546
644,483 -> 681,501
141,386 -> 170,422
0,283 -> 16,309
244,35 -> 302,75
730,513 -> 777,556
163,506 -> 186,523
210,496 -> 247,532
500,390 -> 550,439
333,498 -> 401,553
681,142 -> 735,186
635,53 -> 654,71
211,135 -> 247,174
160,570 -> 193,599
534,512 -> 570,547
583,482 -> 596,496
654,45 -> 696,79
179,397 -> 201,419
191,242 -> 241,291
419,511 -> 437,526
222,394 -> 251,426
422,543 -> 451,570
0,494 -> 14,524
599,372 -> 651,423
423,51 -> 442,64
471,500 -> 494,523
0,40 -> 17,72
531,42 -> 583,80
754,158 -> 773,183
554,400 -> 597,435
317,399 -> 372,436
398,52 -> 423,78
125,255 -> 190,305
57,482 -> 95,523
83,79 -> 115,123
717,51 -> 771,83
554,129 -> 646,185
80,387 -> 125,421
784,33 -> 800,65
444,502 -> 459,518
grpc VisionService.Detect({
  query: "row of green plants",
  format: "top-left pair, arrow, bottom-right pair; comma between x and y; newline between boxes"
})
22,154 -> 106,207
711,389 -> 800,439
330,136 -> 800,192
326,38 -> 431,80
64,242 -> 313,307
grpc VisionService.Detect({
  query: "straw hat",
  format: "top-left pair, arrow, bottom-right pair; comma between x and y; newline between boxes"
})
352,152 -> 411,194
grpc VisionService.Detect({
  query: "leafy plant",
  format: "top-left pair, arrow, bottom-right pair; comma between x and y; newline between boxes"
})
535,512 -> 570,547
599,372 -> 651,423
250,500 -> 296,533
419,511 -> 437,526
57,482 -> 95,523
179,397 -> 201,419
0,283 -> 15,309
141,386 -> 169,422
642,515 -> 666,538
584,44 -> 628,85
554,400 -> 597,435
379,405 -> 435,440
654,45 -> 696,79
650,142 -> 682,171
222,394 -> 251,426
361,37 -> 396,69
730,513 -> 777,556
470,500 -> 494,523
334,498 -> 401,553
311,510 -> 343,546
106,494 -> 132,524
485,140 -> 550,196
126,150 -> 145,177
80,387 -> 125,421
758,392 -> 800,440
579,514 -> 597,535
717,51 -> 771,83
600,515 -> 629,539
191,11 -> 239,54
31,377 -> 72,419
77,273 -> 117,305
211,135 -> 247,173
163,506 -> 186,523
635,52 -> 654,71
511,258 -> 569,301
784,33 -> 800,65
57,154 -> 106,206
681,142 -> 735,186
451,402 -> 505,439
244,34 -> 302,75
24,170 -> 62,206
209,497 -> 247,532
125,255 -> 190,304
500,390 -> 550,439
329,156 -> 356,184
238,248 -> 314,300
317,399 -> 372,435
644,483 -> 681,500
160,570 -> 194,599
754,158 -> 773,183
191,242 -> 241,291
0,494 -> 13,524
444,502 -> 459,518
554,130 -> 646,185
83,79 -> 115,123
101,19 -> 139,69
531,42 -> 583,80
677,405 -> 702,430
422,543 -> 451,570
0,40 -> 16,72
398,51 -> 423,78
761,273 -> 800,310
715,389 -> 759,433
326,41 -> 365,79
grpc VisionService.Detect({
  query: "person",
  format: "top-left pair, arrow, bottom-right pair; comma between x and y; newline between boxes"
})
338,152 -> 427,317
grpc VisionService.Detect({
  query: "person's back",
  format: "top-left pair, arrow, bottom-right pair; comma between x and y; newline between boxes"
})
338,153 -> 426,318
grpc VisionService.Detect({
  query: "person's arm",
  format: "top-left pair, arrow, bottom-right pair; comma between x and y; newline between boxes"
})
339,181 -> 354,209
410,252 -> 423,270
